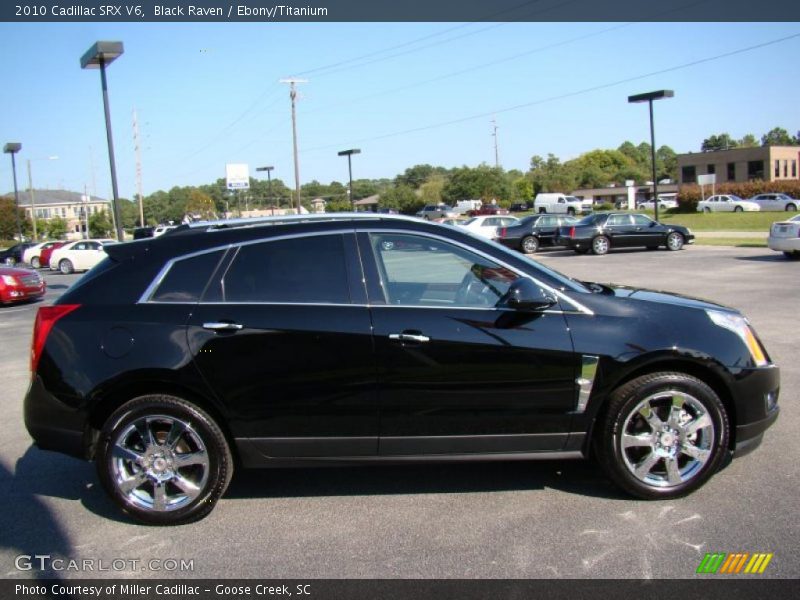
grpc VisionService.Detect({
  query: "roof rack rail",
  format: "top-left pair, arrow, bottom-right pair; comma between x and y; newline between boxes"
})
182,212 -> 422,231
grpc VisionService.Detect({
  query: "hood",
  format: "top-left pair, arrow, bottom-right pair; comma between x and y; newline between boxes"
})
588,282 -> 735,313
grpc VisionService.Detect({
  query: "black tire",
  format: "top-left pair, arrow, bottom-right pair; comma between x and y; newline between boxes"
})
703,207 -> 711,214
574,248 -> 590,255
4,256 -> 16,266
593,372 -> 729,499
96,395 -> 233,525
567,208 -> 576,216
591,235 -> 610,255
31,256 -> 40,269
59,259 -> 74,274
786,204 -> 797,212
783,251 -> 800,260
734,206 -> 743,213
538,208 -> 546,214
521,235 -> 539,254
666,232 -> 685,251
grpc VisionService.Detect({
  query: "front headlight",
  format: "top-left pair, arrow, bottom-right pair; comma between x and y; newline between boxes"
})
1,275 -> 18,286
706,309 -> 768,367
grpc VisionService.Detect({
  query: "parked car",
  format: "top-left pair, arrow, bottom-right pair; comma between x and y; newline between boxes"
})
697,195 -> 760,213
376,207 -> 399,214
637,198 -> 678,211
460,215 -> 519,239
747,193 -> 799,212
48,239 -> 117,274
496,214 -> 578,254
767,214 -> 800,259
0,242 -> 35,266
433,217 -> 464,226
416,204 -> 457,220
533,193 -> 593,216
22,241 -> 62,268
466,204 -> 510,217
556,212 -> 694,255
38,242 -> 66,270
133,227 -> 155,240
509,202 -> 531,212
25,213 -> 779,524
0,265 -> 45,305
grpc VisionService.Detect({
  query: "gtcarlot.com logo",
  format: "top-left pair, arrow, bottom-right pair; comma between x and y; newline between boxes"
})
696,552 -> 773,574
15,554 -> 194,572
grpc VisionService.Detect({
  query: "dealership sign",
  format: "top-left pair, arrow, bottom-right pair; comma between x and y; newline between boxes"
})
226,163 -> 250,190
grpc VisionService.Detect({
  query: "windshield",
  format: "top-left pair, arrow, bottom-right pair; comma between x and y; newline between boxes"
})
729,195 -> 744,201
462,218 -> 477,225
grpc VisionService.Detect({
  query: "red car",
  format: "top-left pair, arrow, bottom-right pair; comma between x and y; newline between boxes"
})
0,266 -> 46,305
467,204 -> 510,217
38,242 -> 66,269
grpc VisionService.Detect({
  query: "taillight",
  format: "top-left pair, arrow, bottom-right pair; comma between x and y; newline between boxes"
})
569,226 -> 576,238
500,228 -> 507,238
31,304 -> 80,374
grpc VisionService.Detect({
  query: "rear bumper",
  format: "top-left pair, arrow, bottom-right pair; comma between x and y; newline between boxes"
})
24,375 -> 89,459
767,237 -> 800,252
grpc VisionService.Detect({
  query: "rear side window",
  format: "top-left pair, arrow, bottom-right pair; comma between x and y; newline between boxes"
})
209,234 -> 351,304
151,250 -> 225,303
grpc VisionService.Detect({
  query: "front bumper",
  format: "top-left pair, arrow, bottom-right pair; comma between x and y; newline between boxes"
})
730,365 -> 780,458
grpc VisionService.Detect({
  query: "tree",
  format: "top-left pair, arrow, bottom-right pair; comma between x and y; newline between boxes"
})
394,164 -> 448,189
0,197 -> 24,240
46,217 -> 67,239
761,127 -> 797,146
186,189 -> 216,220
738,134 -> 759,148
89,211 -> 114,238
512,178 -> 533,203
442,165 -> 511,204
379,185 -> 420,214
701,133 -> 738,152
419,175 -> 446,205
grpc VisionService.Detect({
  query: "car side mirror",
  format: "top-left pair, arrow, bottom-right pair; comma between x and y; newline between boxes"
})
501,278 -> 557,311
650,221 -> 657,227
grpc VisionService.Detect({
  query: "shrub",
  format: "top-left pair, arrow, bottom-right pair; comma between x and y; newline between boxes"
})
676,180 -> 800,212
594,203 -> 613,211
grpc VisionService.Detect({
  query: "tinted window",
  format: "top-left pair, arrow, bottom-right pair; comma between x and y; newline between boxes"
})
151,250 -> 225,303
369,233 -> 519,308
214,235 -> 350,304
631,215 -> 653,226
607,214 -> 632,226
576,214 -> 601,226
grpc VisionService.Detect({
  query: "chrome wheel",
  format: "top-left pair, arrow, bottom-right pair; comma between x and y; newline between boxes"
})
110,415 -> 210,512
666,232 -> 684,251
620,391 -> 714,489
592,236 -> 609,255
521,236 -> 539,254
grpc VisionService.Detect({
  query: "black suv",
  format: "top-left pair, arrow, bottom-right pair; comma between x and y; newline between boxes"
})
25,215 -> 779,524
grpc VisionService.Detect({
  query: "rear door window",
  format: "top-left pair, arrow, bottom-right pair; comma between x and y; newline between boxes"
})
150,250 -> 226,303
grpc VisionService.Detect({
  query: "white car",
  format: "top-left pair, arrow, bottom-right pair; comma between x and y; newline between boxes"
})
49,238 -> 117,274
748,193 -> 799,212
637,198 -> 678,211
459,215 -> 520,239
21,242 -> 51,267
767,214 -> 800,259
697,195 -> 760,213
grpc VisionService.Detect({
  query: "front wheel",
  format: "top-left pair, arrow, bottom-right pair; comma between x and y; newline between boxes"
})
31,256 -> 40,269
521,235 -> 539,254
734,206 -> 743,212
592,235 -> 610,255
59,259 -> 74,274
97,395 -> 233,525
666,232 -> 685,251
703,207 -> 711,214
593,372 -> 729,499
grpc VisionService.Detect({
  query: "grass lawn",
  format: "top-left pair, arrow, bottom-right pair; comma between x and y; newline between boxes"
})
652,211 -> 789,231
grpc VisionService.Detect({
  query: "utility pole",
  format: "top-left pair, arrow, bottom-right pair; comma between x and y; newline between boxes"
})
132,108 -> 145,227
280,77 -> 307,214
491,118 -> 499,168
83,185 -> 90,240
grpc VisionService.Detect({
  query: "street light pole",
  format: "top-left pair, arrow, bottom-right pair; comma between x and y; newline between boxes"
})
256,166 -> 274,215
337,149 -> 361,211
628,89 -> 674,222
3,143 -> 22,241
81,41 -> 125,241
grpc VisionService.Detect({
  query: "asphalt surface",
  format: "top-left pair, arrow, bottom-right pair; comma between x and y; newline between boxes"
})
0,245 -> 797,580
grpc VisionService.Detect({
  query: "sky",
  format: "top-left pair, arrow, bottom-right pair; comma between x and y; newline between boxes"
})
0,19 -> 799,199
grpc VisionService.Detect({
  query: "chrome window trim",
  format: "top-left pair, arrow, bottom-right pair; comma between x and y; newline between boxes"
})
138,229 -> 355,305
573,355 -> 600,414
365,228 -> 594,315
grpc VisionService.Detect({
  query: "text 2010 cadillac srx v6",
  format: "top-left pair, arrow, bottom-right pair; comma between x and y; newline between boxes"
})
25,214 -> 779,525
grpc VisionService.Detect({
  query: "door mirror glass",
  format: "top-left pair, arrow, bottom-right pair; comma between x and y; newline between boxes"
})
500,278 -> 556,311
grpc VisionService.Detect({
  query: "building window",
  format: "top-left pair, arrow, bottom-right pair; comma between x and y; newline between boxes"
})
727,162 -> 736,181
775,159 -> 781,178
61,207 -> 66,217
784,160 -> 788,178
707,164 -> 715,175
748,160 -> 764,181
792,160 -> 797,178
681,165 -> 696,184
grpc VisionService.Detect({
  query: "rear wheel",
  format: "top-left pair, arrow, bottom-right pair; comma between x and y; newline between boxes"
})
567,208 -> 576,216
4,256 -> 15,266
97,395 -> 233,525
786,203 -> 797,211
666,232 -> 685,251
521,235 -> 540,254
538,208 -> 546,214
734,206 -> 743,212
592,235 -> 610,255
59,259 -> 74,274
31,256 -> 40,268
593,372 -> 729,499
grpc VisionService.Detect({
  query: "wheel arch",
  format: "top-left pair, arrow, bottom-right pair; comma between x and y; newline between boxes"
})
85,377 -> 238,465
584,357 -> 737,456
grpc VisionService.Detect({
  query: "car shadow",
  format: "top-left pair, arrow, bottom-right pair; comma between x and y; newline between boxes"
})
225,459 -> 625,502
735,254 -> 793,262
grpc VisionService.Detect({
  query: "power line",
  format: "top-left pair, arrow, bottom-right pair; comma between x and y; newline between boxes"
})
301,32 -> 800,154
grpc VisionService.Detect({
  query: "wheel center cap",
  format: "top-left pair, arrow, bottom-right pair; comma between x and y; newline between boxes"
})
153,457 -> 168,472
660,432 -> 676,447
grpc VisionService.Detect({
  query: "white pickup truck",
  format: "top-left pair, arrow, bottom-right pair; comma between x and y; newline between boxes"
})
533,193 -> 593,216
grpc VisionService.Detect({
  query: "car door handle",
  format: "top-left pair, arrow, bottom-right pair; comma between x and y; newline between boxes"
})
389,333 -> 430,343
203,322 -> 243,331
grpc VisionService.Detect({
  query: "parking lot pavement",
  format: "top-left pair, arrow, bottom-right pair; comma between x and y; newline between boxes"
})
0,247 -> 796,579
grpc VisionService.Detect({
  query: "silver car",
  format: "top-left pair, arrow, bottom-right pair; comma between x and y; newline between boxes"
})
748,193 -> 799,212
416,204 -> 457,220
